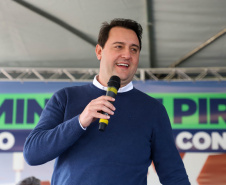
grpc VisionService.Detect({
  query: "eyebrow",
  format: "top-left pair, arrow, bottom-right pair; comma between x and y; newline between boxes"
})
113,42 -> 140,50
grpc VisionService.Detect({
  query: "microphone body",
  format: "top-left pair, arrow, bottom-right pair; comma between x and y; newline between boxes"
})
99,75 -> 121,131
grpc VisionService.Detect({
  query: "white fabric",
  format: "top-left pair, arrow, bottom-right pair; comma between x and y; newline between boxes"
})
93,75 -> 133,93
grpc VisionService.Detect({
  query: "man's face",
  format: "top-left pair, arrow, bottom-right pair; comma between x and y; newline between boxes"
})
96,26 -> 140,87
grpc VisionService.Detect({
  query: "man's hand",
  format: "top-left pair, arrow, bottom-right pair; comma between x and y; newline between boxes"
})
79,96 -> 116,128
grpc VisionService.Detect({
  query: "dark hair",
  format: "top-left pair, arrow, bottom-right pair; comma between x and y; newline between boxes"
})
98,18 -> 143,50
17,176 -> 40,185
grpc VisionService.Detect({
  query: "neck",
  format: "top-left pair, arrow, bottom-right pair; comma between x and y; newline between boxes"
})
96,75 -> 107,87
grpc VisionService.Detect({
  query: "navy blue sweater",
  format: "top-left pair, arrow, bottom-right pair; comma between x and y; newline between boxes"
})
23,84 -> 190,185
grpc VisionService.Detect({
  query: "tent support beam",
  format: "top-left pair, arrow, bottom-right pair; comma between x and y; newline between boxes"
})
146,0 -> 156,68
12,0 -> 96,46
169,28 -> 226,68
1,67 -> 226,82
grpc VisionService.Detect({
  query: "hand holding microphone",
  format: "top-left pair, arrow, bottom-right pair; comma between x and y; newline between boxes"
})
79,75 -> 120,130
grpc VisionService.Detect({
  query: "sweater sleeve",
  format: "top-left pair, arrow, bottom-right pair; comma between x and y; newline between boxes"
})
23,89 -> 86,165
151,103 -> 190,185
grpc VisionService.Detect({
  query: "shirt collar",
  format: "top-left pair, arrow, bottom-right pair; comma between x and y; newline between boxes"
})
93,75 -> 133,93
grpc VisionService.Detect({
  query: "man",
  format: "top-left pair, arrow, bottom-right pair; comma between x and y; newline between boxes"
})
24,18 -> 190,185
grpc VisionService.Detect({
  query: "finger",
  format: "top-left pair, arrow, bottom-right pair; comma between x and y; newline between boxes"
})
91,98 -> 116,111
98,95 -> 115,102
101,100 -> 116,111
95,112 -> 110,120
91,104 -> 115,115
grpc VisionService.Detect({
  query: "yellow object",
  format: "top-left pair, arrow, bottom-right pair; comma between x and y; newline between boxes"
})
107,87 -> 118,95
99,119 -> 109,125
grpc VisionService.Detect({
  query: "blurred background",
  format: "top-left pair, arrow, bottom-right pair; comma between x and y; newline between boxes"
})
0,0 -> 225,184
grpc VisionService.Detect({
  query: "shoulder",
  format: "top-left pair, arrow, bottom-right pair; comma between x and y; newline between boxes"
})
49,84 -> 92,103
54,83 -> 93,96
132,87 -> 161,104
131,87 -> 167,114
63,83 -> 92,92
52,83 -> 104,104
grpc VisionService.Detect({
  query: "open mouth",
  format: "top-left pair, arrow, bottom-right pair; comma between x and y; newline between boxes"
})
116,63 -> 129,67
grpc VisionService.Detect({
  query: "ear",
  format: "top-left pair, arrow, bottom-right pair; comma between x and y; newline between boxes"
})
95,44 -> 102,61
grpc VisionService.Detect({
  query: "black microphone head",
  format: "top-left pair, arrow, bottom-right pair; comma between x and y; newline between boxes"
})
107,75 -> 121,90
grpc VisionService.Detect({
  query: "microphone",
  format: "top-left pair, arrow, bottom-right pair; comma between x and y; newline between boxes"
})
99,75 -> 121,131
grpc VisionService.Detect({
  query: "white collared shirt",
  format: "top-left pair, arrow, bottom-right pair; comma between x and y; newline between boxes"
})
93,75 -> 133,93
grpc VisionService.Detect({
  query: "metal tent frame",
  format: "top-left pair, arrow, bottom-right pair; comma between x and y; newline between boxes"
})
1,67 -> 226,82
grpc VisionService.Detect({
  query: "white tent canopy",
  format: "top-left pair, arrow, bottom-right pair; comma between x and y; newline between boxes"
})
0,0 -> 225,69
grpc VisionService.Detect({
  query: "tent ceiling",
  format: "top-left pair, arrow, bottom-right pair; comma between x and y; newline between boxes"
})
154,0 -> 226,68
0,0 -> 225,69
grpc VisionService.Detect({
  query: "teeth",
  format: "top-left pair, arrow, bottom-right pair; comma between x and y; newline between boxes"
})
117,63 -> 129,67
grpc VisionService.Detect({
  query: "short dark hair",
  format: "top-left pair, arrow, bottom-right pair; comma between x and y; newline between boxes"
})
17,176 -> 40,185
98,18 -> 143,50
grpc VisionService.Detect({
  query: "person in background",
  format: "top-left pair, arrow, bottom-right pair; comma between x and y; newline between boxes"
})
17,176 -> 40,185
23,18 -> 190,185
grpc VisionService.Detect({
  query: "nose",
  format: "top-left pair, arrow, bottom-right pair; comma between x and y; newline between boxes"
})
121,48 -> 131,60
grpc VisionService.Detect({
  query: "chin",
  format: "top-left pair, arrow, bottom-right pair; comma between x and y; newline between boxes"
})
112,73 -> 132,83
